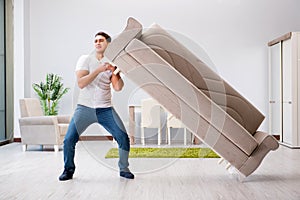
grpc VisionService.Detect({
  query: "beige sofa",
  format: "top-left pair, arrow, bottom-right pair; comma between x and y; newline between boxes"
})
19,98 -> 70,152
105,17 -> 279,177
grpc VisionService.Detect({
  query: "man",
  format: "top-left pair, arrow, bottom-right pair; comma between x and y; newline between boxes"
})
59,31 -> 134,181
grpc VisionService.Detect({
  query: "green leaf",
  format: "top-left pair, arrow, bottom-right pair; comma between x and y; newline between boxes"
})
32,73 -> 70,116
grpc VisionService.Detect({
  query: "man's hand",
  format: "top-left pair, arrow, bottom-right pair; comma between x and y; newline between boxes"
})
104,63 -> 116,72
77,63 -> 108,89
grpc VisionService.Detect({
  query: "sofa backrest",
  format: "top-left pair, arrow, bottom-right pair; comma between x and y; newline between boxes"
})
19,98 -> 44,117
105,17 -> 265,135
139,23 -> 264,134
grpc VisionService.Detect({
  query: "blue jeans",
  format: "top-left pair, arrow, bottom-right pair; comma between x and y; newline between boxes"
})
63,105 -> 130,174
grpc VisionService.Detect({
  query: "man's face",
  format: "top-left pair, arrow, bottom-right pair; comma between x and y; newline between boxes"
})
94,35 -> 108,53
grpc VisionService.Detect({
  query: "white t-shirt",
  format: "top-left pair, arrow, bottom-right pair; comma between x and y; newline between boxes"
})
75,53 -> 113,108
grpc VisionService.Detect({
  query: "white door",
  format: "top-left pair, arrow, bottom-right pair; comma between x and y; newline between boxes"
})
282,39 -> 293,145
269,43 -> 281,136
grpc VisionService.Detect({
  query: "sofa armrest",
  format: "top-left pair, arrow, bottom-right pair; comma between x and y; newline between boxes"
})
57,115 -> 71,124
19,116 -> 58,126
253,131 -> 279,150
238,131 -> 279,176
105,17 -> 143,62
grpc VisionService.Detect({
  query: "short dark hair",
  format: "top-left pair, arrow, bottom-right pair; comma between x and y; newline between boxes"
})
95,31 -> 111,43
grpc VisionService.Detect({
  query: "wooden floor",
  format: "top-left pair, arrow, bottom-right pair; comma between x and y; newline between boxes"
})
0,141 -> 300,200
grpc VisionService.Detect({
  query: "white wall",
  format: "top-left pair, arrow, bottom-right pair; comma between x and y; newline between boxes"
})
13,0 -> 25,138
14,0 -> 300,137
0,0 -> 5,140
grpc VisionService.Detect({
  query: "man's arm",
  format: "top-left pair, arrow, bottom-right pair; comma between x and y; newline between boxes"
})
107,64 -> 124,91
111,73 -> 124,91
76,64 -> 107,89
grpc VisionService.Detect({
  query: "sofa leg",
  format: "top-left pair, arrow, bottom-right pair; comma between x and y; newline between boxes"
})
158,127 -> 161,146
167,127 -> 171,145
141,127 -> 145,145
22,144 -> 27,152
183,128 -> 187,145
225,163 -> 231,170
218,157 -> 224,164
237,172 -> 246,182
226,165 -> 247,182
54,145 -> 59,152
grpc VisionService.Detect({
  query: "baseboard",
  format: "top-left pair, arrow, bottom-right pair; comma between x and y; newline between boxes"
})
14,135 -> 113,143
79,135 -> 113,141
0,140 -> 10,146
272,135 -> 280,141
279,141 -> 300,149
13,134 -> 279,143
14,138 -> 21,142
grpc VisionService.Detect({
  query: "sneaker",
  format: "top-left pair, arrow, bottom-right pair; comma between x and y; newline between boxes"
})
120,171 -> 135,179
59,170 -> 73,181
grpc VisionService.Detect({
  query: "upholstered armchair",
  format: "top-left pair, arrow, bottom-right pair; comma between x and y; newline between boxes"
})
141,98 -> 166,145
167,113 -> 194,145
19,98 -> 70,152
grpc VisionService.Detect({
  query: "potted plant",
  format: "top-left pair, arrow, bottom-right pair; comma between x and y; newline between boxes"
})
32,73 -> 70,115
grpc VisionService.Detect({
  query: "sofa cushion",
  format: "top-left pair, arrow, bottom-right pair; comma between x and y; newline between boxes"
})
125,38 -> 258,156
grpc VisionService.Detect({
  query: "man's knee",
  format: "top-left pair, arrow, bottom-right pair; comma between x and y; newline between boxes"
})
63,135 -> 78,147
116,132 -> 130,151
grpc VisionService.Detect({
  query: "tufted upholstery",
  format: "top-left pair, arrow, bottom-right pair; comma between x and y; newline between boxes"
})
105,17 -> 279,177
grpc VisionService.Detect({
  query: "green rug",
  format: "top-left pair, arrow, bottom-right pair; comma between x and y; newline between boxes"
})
105,147 -> 220,158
